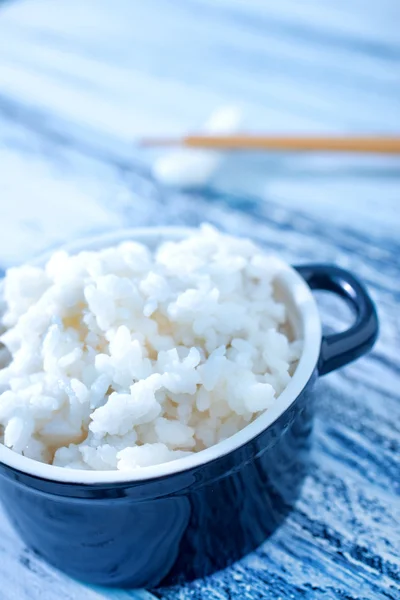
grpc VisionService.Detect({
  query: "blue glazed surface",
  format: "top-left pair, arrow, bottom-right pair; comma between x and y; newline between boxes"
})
0,0 -> 399,599
0,371 -> 317,588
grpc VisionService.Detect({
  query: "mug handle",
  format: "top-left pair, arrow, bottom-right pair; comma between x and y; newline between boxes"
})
295,264 -> 379,376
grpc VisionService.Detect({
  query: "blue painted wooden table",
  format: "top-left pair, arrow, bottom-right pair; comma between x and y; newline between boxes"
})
0,1 -> 399,598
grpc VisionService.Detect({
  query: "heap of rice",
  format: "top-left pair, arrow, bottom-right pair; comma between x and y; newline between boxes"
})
0,226 -> 301,471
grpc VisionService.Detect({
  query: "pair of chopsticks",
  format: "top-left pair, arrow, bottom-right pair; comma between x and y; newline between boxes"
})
140,135 -> 400,154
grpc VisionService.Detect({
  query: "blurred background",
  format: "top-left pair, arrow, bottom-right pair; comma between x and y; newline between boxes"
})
0,1 -> 399,599
0,0 -> 399,265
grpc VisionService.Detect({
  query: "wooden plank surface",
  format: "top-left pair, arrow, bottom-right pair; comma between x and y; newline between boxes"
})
0,1 -> 399,598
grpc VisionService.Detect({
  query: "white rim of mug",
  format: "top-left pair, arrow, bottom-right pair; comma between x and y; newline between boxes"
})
0,227 -> 322,484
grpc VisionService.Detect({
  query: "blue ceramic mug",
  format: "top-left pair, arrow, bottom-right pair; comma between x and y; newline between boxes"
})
0,228 -> 378,588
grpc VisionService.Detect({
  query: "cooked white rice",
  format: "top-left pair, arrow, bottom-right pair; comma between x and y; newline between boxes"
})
0,226 -> 301,471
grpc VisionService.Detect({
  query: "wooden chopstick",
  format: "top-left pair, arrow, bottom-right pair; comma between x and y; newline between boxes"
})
140,135 -> 400,154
